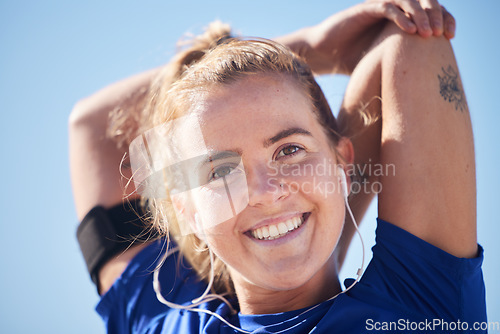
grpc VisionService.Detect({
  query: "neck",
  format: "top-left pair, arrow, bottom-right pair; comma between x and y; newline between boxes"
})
232,259 -> 340,315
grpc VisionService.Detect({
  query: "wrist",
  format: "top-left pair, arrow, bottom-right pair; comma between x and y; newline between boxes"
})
304,4 -> 388,75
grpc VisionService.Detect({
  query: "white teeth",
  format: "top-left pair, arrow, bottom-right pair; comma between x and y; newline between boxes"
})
269,225 -> 279,238
262,227 -> 270,238
256,228 -> 263,239
250,215 -> 304,241
278,223 -> 288,234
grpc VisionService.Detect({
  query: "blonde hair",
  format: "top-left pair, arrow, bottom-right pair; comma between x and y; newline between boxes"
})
107,21 -> 233,149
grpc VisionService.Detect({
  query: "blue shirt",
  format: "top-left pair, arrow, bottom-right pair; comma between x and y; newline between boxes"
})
97,219 -> 486,333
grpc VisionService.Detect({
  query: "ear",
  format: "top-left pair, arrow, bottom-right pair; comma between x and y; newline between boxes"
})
335,137 -> 354,165
335,137 -> 354,191
336,137 -> 354,193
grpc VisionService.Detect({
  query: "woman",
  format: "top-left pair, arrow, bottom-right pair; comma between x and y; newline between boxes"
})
70,1 -> 485,333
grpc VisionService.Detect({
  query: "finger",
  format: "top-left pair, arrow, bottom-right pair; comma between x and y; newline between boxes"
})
373,2 -> 417,33
420,0 -> 443,36
441,6 -> 456,39
397,0 -> 433,37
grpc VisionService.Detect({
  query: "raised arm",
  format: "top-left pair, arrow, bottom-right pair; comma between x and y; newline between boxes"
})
69,69 -> 158,294
69,69 -> 157,219
379,24 -> 475,257
281,0 -> 457,266
343,22 -> 476,258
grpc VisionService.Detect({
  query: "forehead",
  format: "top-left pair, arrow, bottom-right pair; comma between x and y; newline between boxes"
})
190,75 -> 322,147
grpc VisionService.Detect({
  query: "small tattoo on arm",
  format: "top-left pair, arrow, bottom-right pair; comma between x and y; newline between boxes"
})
438,65 -> 467,112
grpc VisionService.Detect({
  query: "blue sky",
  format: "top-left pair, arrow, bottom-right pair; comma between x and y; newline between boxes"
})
1,1 -> 498,333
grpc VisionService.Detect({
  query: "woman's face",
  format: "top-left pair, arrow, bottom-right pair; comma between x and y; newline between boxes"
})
180,74 -> 350,294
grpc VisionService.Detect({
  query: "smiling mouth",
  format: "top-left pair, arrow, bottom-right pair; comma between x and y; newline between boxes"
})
248,213 -> 310,241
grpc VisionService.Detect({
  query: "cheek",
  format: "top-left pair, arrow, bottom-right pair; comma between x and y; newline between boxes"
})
202,222 -> 241,271
190,175 -> 249,234
192,188 -> 235,231
278,155 -> 343,199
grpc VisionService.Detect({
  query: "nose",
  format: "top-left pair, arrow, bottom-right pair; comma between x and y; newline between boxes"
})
246,164 -> 289,207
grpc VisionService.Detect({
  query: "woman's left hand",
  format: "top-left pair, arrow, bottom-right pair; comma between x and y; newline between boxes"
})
364,0 -> 455,39
278,0 -> 456,74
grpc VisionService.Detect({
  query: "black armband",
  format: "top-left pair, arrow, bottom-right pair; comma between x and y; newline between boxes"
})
76,199 -> 157,287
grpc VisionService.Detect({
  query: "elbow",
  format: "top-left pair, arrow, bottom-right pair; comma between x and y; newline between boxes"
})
68,95 -> 109,134
69,98 -> 93,129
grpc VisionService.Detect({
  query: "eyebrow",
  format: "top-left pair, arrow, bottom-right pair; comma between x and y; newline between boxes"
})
199,150 -> 242,168
206,150 -> 241,162
263,127 -> 312,148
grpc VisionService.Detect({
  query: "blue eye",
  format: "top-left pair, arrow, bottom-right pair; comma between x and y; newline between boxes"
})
276,145 -> 303,159
209,165 -> 234,181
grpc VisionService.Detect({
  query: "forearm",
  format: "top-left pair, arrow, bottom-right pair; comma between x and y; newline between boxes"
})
275,5 -> 379,75
274,26 -> 340,75
70,68 -> 158,130
69,68 -> 158,219
333,30 -> 383,267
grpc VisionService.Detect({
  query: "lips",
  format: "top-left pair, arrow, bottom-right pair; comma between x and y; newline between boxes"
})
248,213 -> 309,241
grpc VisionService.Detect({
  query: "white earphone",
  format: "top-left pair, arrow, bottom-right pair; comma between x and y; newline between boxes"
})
337,165 -> 349,198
